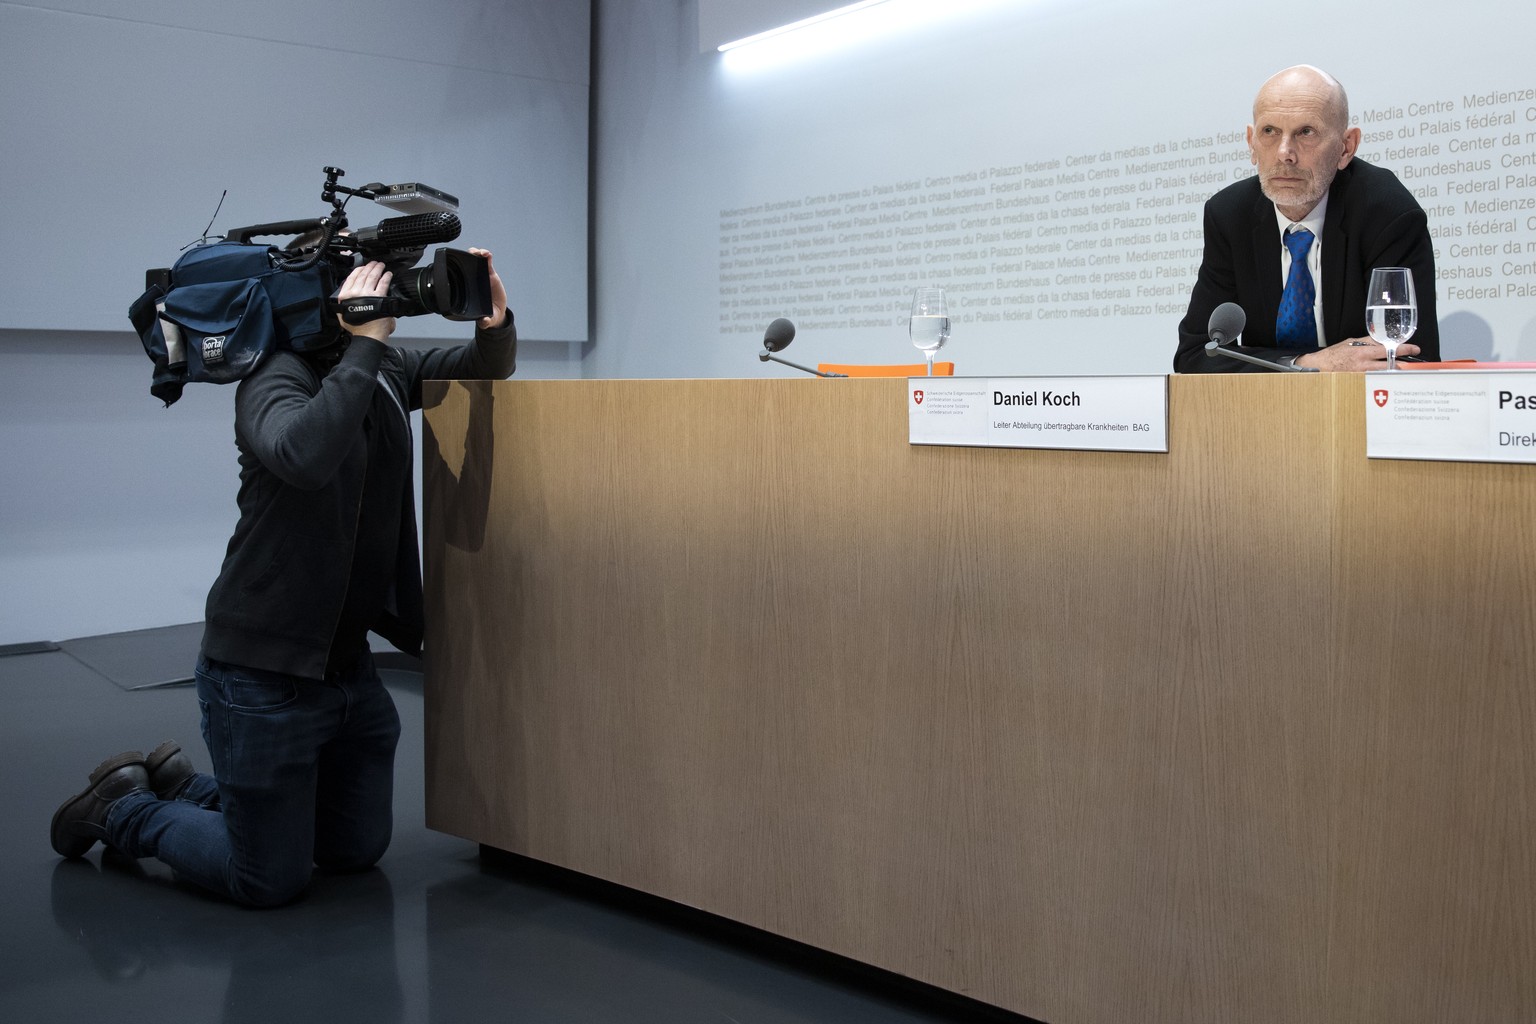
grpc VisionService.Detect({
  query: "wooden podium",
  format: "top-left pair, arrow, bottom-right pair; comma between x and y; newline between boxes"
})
421,374 -> 1535,1024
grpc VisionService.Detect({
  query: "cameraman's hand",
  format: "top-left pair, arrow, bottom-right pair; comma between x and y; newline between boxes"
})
336,262 -> 397,342
468,247 -> 509,330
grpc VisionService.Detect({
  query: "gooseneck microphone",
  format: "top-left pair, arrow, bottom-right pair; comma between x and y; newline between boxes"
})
756,318 -> 846,377
1203,301 -> 1317,372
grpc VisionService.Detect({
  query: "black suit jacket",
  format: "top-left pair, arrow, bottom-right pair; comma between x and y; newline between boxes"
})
1174,158 -> 1439,372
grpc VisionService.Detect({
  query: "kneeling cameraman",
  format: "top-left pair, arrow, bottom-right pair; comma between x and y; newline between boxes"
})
52,250 -> 516,907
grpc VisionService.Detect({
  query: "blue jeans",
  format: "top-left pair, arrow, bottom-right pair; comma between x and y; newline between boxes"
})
107,651 -> 402,907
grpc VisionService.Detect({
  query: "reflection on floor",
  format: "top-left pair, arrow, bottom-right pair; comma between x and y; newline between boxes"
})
0,641 -> 1036,1024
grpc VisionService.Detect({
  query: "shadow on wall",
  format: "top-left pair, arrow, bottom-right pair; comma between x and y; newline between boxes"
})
1440,312 -> 1494,360
1440,310 -> 1536,363
1520,315 -> 1536,362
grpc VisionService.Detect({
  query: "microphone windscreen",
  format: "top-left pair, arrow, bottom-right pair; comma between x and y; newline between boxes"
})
373,212 -> 463,250
763,317 -> 796,352
1207,302 -> 1246,344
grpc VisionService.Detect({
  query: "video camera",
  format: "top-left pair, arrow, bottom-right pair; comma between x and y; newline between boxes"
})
130,166 -> 493,405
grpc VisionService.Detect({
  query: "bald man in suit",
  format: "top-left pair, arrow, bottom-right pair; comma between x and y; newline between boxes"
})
1175,65 -> 1439,373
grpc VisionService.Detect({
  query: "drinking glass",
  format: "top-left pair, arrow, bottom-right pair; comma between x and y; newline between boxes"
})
909,287 -> 949,376
1365,268 -> 1417,370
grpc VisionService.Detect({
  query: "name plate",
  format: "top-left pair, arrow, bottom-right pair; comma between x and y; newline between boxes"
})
908,375 -> 1168,452
1365,370 -> 1536,463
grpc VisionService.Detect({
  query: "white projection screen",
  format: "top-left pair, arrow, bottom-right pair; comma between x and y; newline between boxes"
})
0,1 -> 588,343
701,0 -> 1536,373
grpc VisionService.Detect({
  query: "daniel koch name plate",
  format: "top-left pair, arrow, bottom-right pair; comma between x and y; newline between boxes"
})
1365,370 -> 1536,463
908,376 -> 1168,452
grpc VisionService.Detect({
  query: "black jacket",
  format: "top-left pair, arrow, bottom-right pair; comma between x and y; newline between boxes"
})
201,315 -> 516,679
1174,158 -> 1439,372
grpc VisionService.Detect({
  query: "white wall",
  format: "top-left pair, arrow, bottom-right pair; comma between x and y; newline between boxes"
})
589,0 -> 1536,381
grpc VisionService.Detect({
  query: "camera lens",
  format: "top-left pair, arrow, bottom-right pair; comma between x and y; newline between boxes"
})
387,249 -> 490,320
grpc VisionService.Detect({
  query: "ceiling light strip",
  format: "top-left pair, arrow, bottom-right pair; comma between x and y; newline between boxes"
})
715,0 -> 895,52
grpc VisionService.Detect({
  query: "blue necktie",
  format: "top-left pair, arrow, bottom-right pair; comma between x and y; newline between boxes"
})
1276,227 -> 1318,349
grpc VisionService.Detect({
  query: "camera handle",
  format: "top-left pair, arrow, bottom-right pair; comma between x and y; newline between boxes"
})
330,294 -> 405,325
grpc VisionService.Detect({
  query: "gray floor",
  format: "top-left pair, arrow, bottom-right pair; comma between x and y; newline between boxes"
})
0,637 -> 1035,1024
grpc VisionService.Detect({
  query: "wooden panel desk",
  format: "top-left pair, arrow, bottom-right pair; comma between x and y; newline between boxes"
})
420,375 -> 1535,1024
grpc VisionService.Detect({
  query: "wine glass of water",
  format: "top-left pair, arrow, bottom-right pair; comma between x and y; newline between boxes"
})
1365,268 -> 1417,370
909,287 -> 949,376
